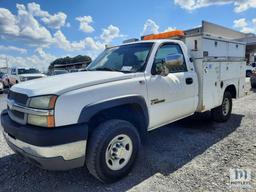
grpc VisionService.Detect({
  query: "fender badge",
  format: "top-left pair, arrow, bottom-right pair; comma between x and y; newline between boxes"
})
151,99 -> 165,105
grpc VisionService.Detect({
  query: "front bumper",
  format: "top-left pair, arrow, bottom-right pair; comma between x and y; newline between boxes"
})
1,110 -> 88,170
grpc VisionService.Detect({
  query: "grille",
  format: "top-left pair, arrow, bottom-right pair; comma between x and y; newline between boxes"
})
8,90 -> 28,106
10,109 -> 25,119
7,106 -> 26,124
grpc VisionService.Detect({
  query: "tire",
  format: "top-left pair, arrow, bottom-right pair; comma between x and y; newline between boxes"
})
211,91 -> 232,122
86,119 -> 141,183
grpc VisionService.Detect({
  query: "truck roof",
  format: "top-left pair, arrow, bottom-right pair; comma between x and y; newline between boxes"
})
121,39 -> 182,46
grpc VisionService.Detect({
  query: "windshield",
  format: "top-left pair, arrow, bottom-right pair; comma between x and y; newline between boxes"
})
87,43 -> 153,73
18,68 -> 40,74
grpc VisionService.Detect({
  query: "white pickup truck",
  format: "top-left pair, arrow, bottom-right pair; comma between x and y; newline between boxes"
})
1,30 -> 246,183
7,67 -> 46,86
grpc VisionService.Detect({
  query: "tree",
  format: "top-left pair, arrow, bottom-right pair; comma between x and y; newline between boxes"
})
48,55 -> 92,71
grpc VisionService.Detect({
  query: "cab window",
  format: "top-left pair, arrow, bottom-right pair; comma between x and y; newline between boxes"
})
11,68 -> 16,75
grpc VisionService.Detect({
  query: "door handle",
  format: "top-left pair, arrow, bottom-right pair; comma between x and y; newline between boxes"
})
186,77 -> 193,85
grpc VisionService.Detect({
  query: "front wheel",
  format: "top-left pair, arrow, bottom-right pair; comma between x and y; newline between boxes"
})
211,91 -> 232,122
86,119 -> 140,183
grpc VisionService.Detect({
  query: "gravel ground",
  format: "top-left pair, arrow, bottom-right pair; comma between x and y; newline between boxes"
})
0,82 -> 255,192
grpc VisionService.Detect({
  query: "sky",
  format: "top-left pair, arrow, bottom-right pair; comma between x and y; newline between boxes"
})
0,0 -> 256,71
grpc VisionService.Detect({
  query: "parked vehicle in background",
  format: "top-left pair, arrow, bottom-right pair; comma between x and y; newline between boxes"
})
0,71 -> 4,79
245,64 -> 256,77
8,67 -> 46,86
2,74 -> 10,88
48,69 -> 69,76
69,69 -> 79,73
250,71 -> 256,88
78,68 -> 87,72
0,72 -> 4,93
0,81 -> 3,93
1,25 -> 246,183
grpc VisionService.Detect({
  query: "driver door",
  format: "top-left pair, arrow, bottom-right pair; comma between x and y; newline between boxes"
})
147,43 -> 197,129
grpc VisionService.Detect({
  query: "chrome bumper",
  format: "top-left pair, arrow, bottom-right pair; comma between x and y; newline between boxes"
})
3,131 -> 86,170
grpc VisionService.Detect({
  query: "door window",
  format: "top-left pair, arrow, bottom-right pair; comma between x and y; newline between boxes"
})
155,44 -> 187,73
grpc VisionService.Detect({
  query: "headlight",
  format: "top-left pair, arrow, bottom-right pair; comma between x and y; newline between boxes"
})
27,95 -> 57,128
29,95 -> 57,109
20,77 -> 27,82
27,114 -> 55,128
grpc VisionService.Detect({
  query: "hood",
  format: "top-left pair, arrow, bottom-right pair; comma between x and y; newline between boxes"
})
11,71 -> 133,96
19,73 -> 46,77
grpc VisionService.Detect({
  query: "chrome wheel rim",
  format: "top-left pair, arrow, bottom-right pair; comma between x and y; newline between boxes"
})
222,98 -> 230,116
105,134 -> 133,171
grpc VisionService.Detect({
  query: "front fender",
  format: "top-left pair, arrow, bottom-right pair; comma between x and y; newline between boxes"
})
78,95 -> 149,125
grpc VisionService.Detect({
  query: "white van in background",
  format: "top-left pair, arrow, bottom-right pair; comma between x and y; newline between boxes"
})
8,67 -> 46,86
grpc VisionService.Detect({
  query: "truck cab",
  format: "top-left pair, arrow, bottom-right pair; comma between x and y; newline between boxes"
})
1,31 -> 245,183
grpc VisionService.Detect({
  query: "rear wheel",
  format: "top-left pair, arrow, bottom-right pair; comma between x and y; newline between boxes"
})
211,91 -> 232,122
86,119 -> 140,183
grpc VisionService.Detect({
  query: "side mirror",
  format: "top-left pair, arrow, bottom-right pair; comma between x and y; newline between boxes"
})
153,54 -> 184,76
153,59 -> 169,76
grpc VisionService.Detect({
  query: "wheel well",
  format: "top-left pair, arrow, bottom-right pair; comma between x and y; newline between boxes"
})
87,104 -> 148,139
225,85 -> 236,98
